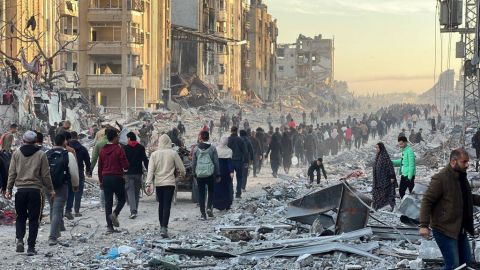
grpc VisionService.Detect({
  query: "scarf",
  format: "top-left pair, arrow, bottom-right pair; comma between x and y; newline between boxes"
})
216,135 -> 232,159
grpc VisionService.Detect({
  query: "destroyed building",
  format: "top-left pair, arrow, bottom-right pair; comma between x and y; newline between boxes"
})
245,0 -> 278,102
78,0 -> 171,113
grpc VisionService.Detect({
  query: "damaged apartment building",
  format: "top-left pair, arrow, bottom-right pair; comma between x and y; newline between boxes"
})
0,0 -> 88,129
78,0 -> 171,114
277,34 -> 334,93
170,0 -> 278,106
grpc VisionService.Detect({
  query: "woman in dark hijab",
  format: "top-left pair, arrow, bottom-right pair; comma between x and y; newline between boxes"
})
372,142 -> 397,211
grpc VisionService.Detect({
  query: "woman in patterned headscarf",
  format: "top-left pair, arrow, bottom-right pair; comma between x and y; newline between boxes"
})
372,142 -> 397,211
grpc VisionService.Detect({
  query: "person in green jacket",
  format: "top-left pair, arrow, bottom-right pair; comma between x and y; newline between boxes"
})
392,136 -> 416,198
90,133 -> 109,210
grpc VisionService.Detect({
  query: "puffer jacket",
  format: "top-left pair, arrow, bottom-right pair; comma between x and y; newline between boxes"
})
146,134 -> 185,187
392,144 -> 416,180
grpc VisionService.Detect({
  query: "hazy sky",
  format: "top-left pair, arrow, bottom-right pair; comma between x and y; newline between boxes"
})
266,0 -> 459,95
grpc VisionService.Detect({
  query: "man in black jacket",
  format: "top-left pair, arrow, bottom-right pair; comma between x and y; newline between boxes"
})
250,131 -> 262,177
228,126 -> 248,198
65,131 -> 92,219
307,158 -> 327,184
123,132 -> 148,219
240,130 -> 254,192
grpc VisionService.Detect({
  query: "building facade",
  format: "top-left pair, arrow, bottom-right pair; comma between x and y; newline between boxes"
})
78,0 -> 171,113
245,0 -> 277,101
276,44 -> 297,79
0,0 -> 77,85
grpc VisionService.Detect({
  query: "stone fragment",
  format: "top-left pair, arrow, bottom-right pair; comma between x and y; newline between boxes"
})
295,254 -> 313,268
409,258 -> 424,269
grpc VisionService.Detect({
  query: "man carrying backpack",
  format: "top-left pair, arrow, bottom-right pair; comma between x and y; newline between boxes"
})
46,134 -> 79,246
65,131 -> 91,219
6,131 -> 54,256
192,131 -> 220,220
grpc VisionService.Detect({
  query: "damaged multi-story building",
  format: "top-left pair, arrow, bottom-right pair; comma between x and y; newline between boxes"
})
170,0 -> 245,105
78,0 -> 171,113
244,0 -> 278,101
277,34 -> 334,92
0,0 -> 79,87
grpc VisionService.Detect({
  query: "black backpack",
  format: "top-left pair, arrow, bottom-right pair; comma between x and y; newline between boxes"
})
46,149 -> 70,189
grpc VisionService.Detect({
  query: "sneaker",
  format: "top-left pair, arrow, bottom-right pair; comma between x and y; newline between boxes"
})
160,227 -> 168,238
110,213 -> 120,227
74,212 -> 82,217
65,212 -> 74,220
26,247 -> 37,256
235,193 -> 241,199
206,208 -> 214,218
48,238 -> 58,246
16,239 -> 24,253
201,213 -> 207,220
129,213 -> 137,219
106,227 -> 120,234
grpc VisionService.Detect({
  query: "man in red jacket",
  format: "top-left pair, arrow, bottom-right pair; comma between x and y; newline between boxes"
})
98,129 -> 129,233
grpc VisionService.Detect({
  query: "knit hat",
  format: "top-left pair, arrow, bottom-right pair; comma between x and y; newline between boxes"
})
23,130 -> 37,143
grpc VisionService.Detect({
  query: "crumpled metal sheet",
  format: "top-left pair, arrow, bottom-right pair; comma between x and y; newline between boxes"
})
286,183 -> 371,234
240,241 -> 382,261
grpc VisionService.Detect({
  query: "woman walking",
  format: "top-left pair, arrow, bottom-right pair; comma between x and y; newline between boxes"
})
214,135 -> 234,210
372,142 -> 397,211
146,134 -> 185,238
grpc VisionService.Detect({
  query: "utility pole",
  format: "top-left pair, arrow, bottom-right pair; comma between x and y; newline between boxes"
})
439,0 -> 480,144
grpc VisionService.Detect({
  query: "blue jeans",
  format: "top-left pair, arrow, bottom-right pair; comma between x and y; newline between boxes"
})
432,229 -> 472,270
49,184 -> 68,240
66,174 -> 85,213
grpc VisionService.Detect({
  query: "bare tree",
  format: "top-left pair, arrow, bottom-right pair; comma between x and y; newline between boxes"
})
0,1 -> 91,88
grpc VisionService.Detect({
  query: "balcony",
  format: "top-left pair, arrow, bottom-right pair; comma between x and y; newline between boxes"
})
59,0 -> 78,17
86,75 -> 143,89
127,0 -> 145,12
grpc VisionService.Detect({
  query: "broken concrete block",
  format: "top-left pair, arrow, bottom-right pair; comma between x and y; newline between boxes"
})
345,265 -> 363,270
397,195 -> 420,221
418,240 -> 442,259
295,254 -> 314,268
396,259 -> 409,268
222,230 -> 253,242
408,258 -> 424,269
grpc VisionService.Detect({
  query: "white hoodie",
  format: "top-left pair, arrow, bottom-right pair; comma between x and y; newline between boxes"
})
146,134 -> 185,187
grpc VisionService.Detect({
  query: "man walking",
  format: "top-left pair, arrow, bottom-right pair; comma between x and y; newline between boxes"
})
420,149 -> 480,269
240,130 -> 254,192
228,127 -> 248,199
392,136 -> 416,198
65,131 -> 91,218
6,131 -> 54,255
98,129 -> 129,233
46,134 -> 79,246
192,131 -> 220,220
123,132 -> 149,219
266,128 -> 283,178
